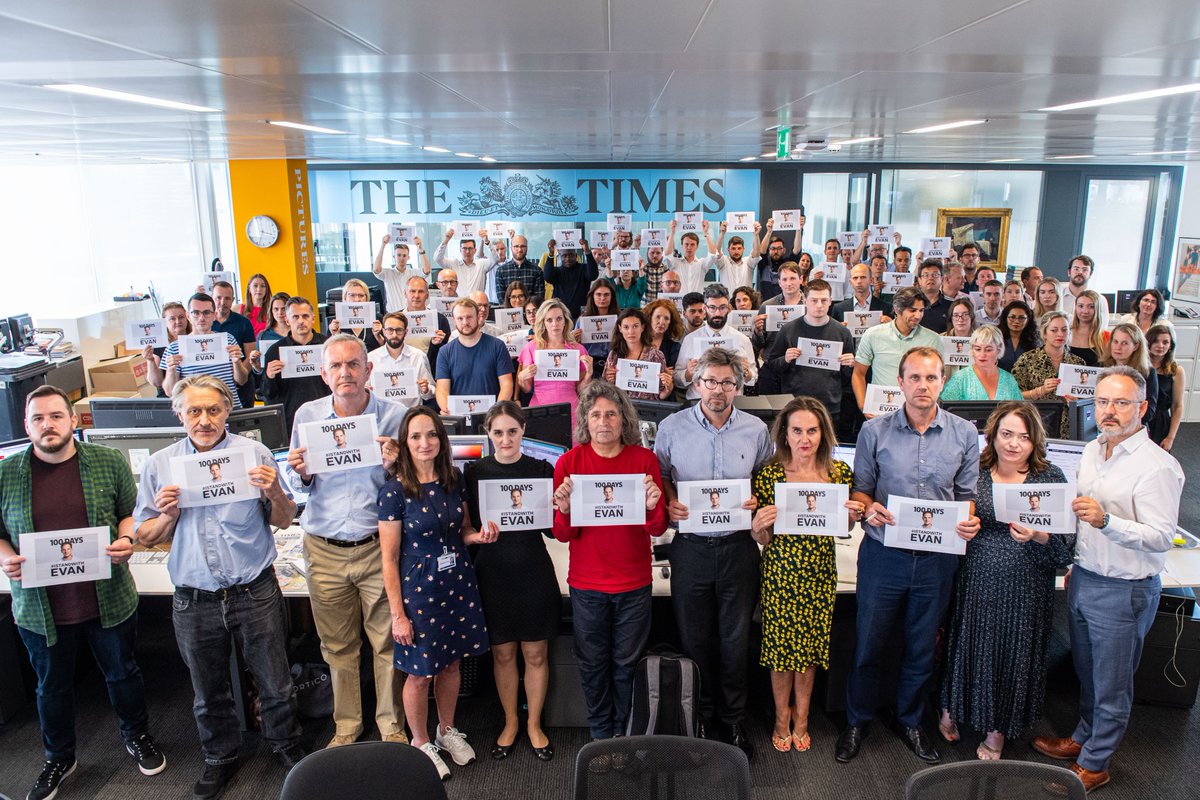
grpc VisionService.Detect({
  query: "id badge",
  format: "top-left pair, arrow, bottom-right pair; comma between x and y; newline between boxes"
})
436,547 -> 457,572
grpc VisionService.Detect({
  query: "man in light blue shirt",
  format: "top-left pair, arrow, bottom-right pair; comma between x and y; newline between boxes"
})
134,375 -> 301,800
286,334 -> 408,749
654,347 -> 772,758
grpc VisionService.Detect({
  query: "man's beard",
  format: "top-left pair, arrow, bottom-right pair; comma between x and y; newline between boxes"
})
708,314 -> 727,330
386,336 -> 404,349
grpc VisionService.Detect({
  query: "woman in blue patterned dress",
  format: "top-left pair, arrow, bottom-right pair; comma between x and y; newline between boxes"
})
379,406 -> 497,779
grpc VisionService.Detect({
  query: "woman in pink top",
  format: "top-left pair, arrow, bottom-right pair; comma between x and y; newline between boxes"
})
518,298 -> 593,431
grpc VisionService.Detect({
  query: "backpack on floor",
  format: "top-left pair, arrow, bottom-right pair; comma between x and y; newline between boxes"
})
626,650 -> 701,737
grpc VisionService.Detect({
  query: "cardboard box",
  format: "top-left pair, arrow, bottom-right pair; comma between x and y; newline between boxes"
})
88,354 -> 148,392
74,385 -> 159,427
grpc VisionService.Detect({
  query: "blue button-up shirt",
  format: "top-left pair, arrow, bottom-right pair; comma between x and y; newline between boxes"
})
851,405 -> 979,544
134,433 -> 280,591
287,393 -> 407,541
654,404 -> 773,537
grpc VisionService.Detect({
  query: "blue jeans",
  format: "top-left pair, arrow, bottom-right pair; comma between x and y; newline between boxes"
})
18,612 -> 149,763
570,585 -> 652,739
1068,566 -> 1160,772
172,569 -> 301,764
846,534 -> 959,729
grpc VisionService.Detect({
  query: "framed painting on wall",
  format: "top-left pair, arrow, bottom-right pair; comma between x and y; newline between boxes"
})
1170,237 -> 1200,305
935,207 -> 1012,271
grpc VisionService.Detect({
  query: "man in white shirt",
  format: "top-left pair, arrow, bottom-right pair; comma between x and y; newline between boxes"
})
368,312 -> 434,408
372,234 -> 430,312
675,285 -> 757,399
434,229 -> 498,296
1032,366 -> 1183,793
1059,255 -> 1110,320
712,221 -> 762,291
664,219 -> 718,295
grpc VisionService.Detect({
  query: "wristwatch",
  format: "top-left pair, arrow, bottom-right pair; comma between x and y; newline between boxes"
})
1101,512 -> 1111,529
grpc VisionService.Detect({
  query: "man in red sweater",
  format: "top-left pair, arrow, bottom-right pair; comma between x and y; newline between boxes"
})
552,381 -> 667,742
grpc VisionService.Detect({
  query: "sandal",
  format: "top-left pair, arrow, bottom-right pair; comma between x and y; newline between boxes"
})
771,731 -> 792,753
977,740 -> 1002,760
791,731 -> 811,752
938,719 -> 960,744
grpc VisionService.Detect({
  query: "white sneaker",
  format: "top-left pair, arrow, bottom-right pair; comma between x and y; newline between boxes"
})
434,726 -> 477,766
418,742 -> 450,781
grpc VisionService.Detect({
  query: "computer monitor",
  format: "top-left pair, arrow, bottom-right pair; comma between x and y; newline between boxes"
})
81,427 -> 188,483
521,437 -> 569,468
522,402 -> 573,449
91,398 -> 178,429
1045,438 -> 1087,484
1068,398 -> 1097,441
226,404 -> 288,450
631,398 -> 682,426
439,415 -> 466,435
1115,289 -> 1141,315
730,394 -> 795,425
0,437 -> 31,461
940,400 -> 1062,437
448,434 -> 491,471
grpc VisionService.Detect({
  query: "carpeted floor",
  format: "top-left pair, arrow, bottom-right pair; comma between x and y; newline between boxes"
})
2,424 -> 1198,800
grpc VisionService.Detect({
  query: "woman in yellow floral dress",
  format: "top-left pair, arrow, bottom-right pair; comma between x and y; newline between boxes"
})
751,396 -> 864,754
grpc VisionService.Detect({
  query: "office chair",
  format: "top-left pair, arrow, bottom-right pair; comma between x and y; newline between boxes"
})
279,741 -> 447,800
904,760 -> 1086,800
573,734 -> 750,800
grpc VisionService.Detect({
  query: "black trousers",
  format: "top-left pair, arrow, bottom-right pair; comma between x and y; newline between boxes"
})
669,532 -> 760,726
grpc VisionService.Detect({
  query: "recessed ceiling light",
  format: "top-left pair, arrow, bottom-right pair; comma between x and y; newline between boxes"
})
455,152 -> 476,158
1050,154 -> 1095,160
1130,149 -> 1198,156
1040,83 -> 1200,112
266,120 -> 347,134
422,145 -> 450,153
43,83 -> 220,113
760,152 -> 776,158
367,137 -> 411,146
739,156 -> 757,162
987,158 -> 1024,163
904,120 -> 987,134
831,136 -> 882,146
479,156 -> 497,162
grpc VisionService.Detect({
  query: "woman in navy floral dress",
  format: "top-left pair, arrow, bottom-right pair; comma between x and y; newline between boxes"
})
379,406 -> 497,779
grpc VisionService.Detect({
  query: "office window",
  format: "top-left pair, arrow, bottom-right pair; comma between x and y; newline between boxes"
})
1079,178 -> 1152,295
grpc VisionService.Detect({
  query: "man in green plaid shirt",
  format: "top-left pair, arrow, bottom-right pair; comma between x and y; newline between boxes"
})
0,385 -> 165,800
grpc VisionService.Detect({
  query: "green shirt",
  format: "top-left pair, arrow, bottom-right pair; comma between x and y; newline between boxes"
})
854,320 -> 943,386
0,441 -> 138,645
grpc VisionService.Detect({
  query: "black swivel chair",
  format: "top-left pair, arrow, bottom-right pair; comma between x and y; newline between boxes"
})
904,760 -> 1086,800
573,735 -> 750,800
279,741 -> 447,800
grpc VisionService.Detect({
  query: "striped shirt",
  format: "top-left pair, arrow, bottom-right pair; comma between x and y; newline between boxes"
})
163,333 -> 244,408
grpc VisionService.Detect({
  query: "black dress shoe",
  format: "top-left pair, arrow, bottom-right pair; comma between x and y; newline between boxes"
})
532,741 -> 555,762
901,727 -> 941,763
835,725 -> 868,763
275,743 -> 307,771
193,760 -> 239,800
491,740 -> 515,760
728,723 -> 754,761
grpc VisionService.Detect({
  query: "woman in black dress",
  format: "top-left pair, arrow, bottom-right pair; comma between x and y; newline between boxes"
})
463,401 -> 560,762
939,402 -> 1074,760
1147,324 -> 1185,452
997,301 -> 1038,372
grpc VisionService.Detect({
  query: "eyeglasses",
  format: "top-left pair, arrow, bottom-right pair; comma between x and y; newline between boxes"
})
382,327 -> 406,335
698,378 -> 738,391
951,312 -> 973,320
704,305 -> 731,314
1007,315 -> 1028,322
438,279 -> 459,286
1094,398 -> 1137,410
188,309 -> 215,317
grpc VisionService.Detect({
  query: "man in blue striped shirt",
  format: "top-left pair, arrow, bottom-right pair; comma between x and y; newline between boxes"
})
160,293 -> 250,409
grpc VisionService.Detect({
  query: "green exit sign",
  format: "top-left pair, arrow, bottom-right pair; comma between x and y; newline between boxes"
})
776,127 -> 791,159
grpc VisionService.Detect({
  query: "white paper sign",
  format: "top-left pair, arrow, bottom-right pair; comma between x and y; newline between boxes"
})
992,482 -> 1077,534
969,291 -> 983,309
922,237 -> 953,260
941,336 -> 973,367
730,310 -> 757,335
641,228 -> 667,249
201,270 -> 237,294
675,211 -> 703,232
796,337 -> 843,371
336,301 -> 376,328
883,271 -> 916,289
815,263 -> 847,284
493,307 -> 526,333
611,249 -> 640,272
170,447 -> 261,508
838,231 -> 860,249
296,414 -> 383,475
569,473 -> 646,526
280,345 -> 321,379
448,395 -> 496,416
772,209 -> 803,231
405,310 -> 437,337
455,220 -> 479,240
503,336 -> 522,357
775,483 -> 850,536
432,295 -> 458,316
1057,363 -> 1100,398
608,213 -> 632,232
124,319 -> 168,350
578,315 -> 617,344
592,230 -> 612,249
867,224 -> 895,244
389,224 -> 415,245
553,228 -> 582,250
863,383 -> 904,416
372,367 -> 420,402
17,527 -> 112,588
616,359 -> 661,394
847,311 -> 883,338
676,479 -> 752,533
765,305 -> 803,332
486,220 -> 512,241
535,349 -> 580,381
658,292 -> 684,311
478,478 -> 554,532
688,335 -> 733,360
179,335 -> 229,367
883,496 -> 968,555
726,212 -> 755,233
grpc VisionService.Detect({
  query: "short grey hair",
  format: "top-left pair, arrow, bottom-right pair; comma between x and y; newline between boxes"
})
1097,365 -> 1147,402
970,324 -> 1005,358
693,346 -> 746,391
323,333 -> 369,363
574,380 -> 642,446
171,375 -> 234,414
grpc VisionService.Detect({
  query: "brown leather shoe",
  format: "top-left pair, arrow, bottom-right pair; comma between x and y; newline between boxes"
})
1032,736 -> 1083,760
1070,762 -> 1110,793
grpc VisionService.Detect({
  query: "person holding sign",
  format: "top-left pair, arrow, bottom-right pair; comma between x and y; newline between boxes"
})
838,346 -> 980,766
831,264 -> 889,323
144,301 -> 191,397
551,382 -> 667,742
1032,367 -> 1184,793
644,298 -> 684,371
434,227 -> 498,297
939,325 -> 1024,402
1102,322 -> 1158,427
517,299 -> 592,428
367,312 -> 434,408
1068,290 -> 1109,367
939,403 -> 1074,762
543,238 -> 600,318
262,297 -> 331,435
435,298 -> 515,415
462,402 -> 559,762
712,225 -> 762,292
378,407 -> 496,780
604,252 -> 648,309
752,262 -> 805,352
663,220 -> 718,295
602,308 -> 674,400
133,376 -> 302,798
373,233 -> 431,313
1013,311 -> 1087,438
756,221 -> 804,301
572,278 -> 619,360
286,335 -> 409,750
327,278 -> 384,353
0,386 -> 166,800
915,260 -> 953,334
401,275 -> 452,366
654,348 -> 772,757
210,281 -> 259,410
749,397 -> 862,754
495,235 -> 546,303
676,285 -> 758,400
161,293 -> 250,409
852,287 -> 942,417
